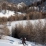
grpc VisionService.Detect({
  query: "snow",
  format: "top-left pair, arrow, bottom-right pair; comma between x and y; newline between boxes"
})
0,35 -> 45,46
0,10 -> 26,18
0,43 -> 15,46
29,7 -> 39,11
17,2 -> 26,9
0,11 -> 46,46
4,19 -> 46,36
17,12 -> 22,14
17,4 -> 22,9
16,12 -> 26,16
0,19 -> 45,35
1,36 -> 28,46
0,10 -> 15,18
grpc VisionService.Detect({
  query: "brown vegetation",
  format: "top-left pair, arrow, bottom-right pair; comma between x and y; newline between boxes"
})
2,26 -> 10,35
0,2 -> 46,22
12,20 -> 46,44
0,11 -> 46,22
0,25 -> 10,39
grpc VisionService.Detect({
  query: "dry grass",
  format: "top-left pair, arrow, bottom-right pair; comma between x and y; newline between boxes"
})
0,11 -> 46,22
2,26 -> 10,35
0,25 -> 10,39
12,20 -> 46,44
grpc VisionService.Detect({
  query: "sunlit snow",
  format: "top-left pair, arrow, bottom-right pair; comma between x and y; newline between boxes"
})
0,10 -> 15,18
6,19 -> 46,35
0,10 -> 26,18
0,35 -> 45,46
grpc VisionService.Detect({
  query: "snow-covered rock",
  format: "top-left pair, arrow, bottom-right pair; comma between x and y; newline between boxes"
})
17,2 -> 26,9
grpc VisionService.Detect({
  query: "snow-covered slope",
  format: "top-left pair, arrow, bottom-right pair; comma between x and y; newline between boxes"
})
6,19 -> 46,34
0,10 -> 26,18
0,10 -> 15,18
1,35 -> 32,46
0,19 -> 45,35
0,35 -> 45,46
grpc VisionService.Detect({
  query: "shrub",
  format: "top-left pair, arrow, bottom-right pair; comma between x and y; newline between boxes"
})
12,20 -> 46,44
0,25 -> 10,39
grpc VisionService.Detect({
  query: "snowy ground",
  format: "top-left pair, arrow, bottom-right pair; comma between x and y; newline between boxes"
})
0,10 -> 15,18
0,35 -> 45,46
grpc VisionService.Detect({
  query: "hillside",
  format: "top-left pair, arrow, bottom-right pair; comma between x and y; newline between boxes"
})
0,0 -> 46,46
